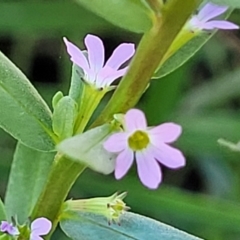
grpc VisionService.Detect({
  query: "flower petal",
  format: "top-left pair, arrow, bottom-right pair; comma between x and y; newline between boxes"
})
198,3 -> 228,22
85,34 -> 105,74
203,20 -> 239,30
115,148 -> 134,179
149,123 -> 182,144
104,132 -> 128,153
100,67 -> 128,87
135,149 -> 162,189
30,234 -> 43,240
125,109 -> 147,132
63,37 -> 89,73
151,144 -> 185,169
31,218 -> 52,236
105,43 -> 135,70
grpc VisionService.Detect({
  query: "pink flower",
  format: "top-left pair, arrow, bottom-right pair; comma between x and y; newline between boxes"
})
0,221 -> 19,236
104,109 -> 185,189
188,3 -> 239,31
63,34 -> 135,89
30,218 -> 52,240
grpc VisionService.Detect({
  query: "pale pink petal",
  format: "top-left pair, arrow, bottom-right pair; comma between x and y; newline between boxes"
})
105,43 -> 135,70
104,133 -> 128,153
31,218 -> 51,236
96,66 -> 118,87
125,109 -> 147,132
204,20 -> 239,30
150,144 -> 185,169
63,37 -> 89,73
115,148 -> 134,179
149,123 -> 182,144
135,150 -> 162,189
30,234 -> 43,240
100,67 -> 128,86
85,34 -> 105,74
198,3 -> 228,22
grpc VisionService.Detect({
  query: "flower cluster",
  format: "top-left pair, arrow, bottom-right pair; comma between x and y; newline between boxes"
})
64,34 -> 135,89
104,109 -> 185,189
0,217 -> 51,240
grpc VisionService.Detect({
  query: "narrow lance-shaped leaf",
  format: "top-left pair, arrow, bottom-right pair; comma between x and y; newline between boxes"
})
5,143 -> 55,223
60,212 -> 203,240
0,52 -> 56,151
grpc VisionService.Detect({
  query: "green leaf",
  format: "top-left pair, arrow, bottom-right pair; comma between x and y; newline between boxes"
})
0,198 -> 6,221
5,143 -> 55,223
211,0 -> 240,8
176,112 -> 240,155
78,172 -> 240,236
52,96 -> 78,140
0,52 -> 56,151
75,0 -> 152,33
57,124 -> 116,174
60,211 -> 203,240
153,32 -> 213,78
69,64 -> 84,104
179,69 -> 240,113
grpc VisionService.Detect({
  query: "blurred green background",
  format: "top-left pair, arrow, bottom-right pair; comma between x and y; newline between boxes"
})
1,1 -> 240,239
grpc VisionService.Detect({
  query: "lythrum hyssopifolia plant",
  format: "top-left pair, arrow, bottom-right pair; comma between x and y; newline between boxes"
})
0,1 -> 239,239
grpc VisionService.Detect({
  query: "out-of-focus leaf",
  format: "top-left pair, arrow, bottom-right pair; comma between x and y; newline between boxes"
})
0,52 -> 56,151
57,124 -> 116,174
5,143 -> 55,223
175,112 -> 240,155
75,0 -> 152,33
218,138 -> 240,152
0,2 -> 113,34
179,69 -> 240,113
60,211 -> 202,240
211,0 -> 240,8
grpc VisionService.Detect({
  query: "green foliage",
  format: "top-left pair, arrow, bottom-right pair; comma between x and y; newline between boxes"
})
52,96 -> 78,140
154,32 -> 214,78
0,198 -> 6,221
74,0 -> 152,33
0,52 -> 56,151
211,0 -> 240,8
57,124 -> 116,174
5,143 -> 55,223
78,172 -> 240,236
69,64 -> 84,104
60,211 -> 203,240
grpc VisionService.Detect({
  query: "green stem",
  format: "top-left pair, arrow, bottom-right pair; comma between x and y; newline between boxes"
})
74,84 -> 106,134
92,0 -> 202,127
145,0 -> 163,15
31,154 -> 85,238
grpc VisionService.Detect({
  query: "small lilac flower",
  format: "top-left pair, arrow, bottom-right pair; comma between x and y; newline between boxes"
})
188,2 -> 239,31
30,218 -> 52,240
104,109 -> 185,189
63,34 -> 135,89
0,221 -> 19,236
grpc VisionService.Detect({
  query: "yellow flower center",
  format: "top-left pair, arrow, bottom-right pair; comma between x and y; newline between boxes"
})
128,130 -> 150,151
